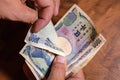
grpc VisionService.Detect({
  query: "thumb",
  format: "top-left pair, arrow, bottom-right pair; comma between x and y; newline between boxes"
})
48,56 -> 66,80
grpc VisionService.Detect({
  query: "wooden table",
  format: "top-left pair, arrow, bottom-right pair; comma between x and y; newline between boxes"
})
23,0 -> 120,80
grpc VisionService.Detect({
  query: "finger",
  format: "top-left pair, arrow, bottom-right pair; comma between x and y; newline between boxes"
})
0,0 -> 37,23
15,0 -> 38,23
53,0 -> 60,16
18,4 -> 38,23
67,70 -> 85,80
20,0 -> 26,3
8,0 -> 37,23
31,0 -> 54,32
47,56 -> 66,80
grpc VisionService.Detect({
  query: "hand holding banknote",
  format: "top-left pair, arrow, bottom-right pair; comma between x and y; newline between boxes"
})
31,0 -> 60,32
20,4 -> 105,80
48,56 -> 85,80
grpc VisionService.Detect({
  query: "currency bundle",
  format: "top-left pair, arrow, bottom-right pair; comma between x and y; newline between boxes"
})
20,4 -> 106,80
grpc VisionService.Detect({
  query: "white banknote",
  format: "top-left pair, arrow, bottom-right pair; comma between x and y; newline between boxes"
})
54,4 -> 106,77
66,34 -> 106,77
25,21 -> 72,56
55,4 -> 98,65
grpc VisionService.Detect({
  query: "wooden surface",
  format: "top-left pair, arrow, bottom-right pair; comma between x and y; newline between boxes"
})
52,0 -> 120,80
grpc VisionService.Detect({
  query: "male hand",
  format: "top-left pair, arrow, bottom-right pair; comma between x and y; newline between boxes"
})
0,0 -> 37,23
0,0 -> 60,32
31,0 -> 60,32
48,56 -> 85,80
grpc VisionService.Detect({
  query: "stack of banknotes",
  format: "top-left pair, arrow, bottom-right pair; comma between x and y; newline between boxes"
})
20,4 -> 106,80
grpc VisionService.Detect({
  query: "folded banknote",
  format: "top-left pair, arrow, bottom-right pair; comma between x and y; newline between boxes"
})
20,4 -> 106,79
25,21 -> 72,56
20,44 -> 55,78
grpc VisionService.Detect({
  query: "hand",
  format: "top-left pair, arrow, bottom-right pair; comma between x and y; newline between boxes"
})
0,0 -> 37,23
31,0 -> 60,32
47,56 -> 85,80
66,70 -> 85,80
0,0 -> 60,31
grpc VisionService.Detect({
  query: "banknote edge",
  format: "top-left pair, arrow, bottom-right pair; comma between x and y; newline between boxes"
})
24,31 -> 65,56
55,4 -> 94,28
25,60 -> 41,80
19,44 -> 45,78
66,33 -> 106,76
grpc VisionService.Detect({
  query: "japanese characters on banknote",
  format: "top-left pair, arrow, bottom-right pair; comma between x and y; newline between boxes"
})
25,21 -> 72,56
20,4 -> 106,80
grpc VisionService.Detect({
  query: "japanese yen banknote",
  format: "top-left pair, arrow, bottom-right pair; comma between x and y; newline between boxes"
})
25,21 -> 72,56
20,4 -> 106,80
20,44 -> 55,79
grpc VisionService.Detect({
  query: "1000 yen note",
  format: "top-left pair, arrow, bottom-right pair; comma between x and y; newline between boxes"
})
20,44 -> 55,78
25,21 -> 70,56
66,34 -> 106,77
55,4 -> 97,64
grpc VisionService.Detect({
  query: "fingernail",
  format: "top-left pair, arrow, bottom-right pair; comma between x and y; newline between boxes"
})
55,56 -> 66,64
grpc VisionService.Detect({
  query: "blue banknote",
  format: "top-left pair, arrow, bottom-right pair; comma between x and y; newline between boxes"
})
20,44 -> 55,78
25,21 -> 65,56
